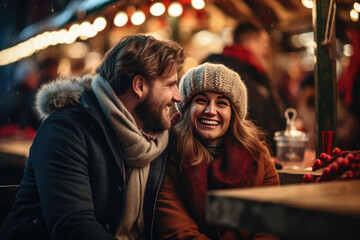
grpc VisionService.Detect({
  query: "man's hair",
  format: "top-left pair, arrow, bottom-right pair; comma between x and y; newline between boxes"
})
233,21 -> 264,44
96,34 -> 185,95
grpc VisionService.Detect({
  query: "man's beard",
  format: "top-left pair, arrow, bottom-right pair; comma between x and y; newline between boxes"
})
135,93 -> 169,133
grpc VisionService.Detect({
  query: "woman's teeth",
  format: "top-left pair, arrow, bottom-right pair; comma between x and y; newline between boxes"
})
200,119 -> 219,125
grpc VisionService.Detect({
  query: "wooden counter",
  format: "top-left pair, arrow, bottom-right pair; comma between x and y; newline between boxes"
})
206,180 -> 360,240
277,167 -> 322,184
0,136 -> 32,168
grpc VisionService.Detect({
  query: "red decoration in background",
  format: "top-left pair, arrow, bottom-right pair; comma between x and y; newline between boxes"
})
337,29 -> 360,106
322,131 -> 334,155
0,124 -> 36,139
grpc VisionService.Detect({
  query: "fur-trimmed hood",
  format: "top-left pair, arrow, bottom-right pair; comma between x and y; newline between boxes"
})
35,74 -> 93,119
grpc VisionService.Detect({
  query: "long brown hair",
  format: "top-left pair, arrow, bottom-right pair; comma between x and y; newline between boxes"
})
172,99 -> 271,168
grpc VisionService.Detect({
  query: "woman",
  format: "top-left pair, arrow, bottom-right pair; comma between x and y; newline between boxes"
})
155,63 -> 280,239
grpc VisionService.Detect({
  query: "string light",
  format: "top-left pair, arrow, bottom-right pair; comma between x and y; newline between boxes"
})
168,2 -> 183,17
350,9 -> 359,22
131,10 -> 146,25
150,2 -> 166,16
192,0 -> 205,10
114,11 -> 128,27
301,0 -> 313,9
354,2 -> 360,12
1,0 -> 209,66
93,17 -> 107,32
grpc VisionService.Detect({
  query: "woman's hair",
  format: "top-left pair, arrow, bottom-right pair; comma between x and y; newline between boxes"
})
96,34 -> 185,95
172,99 -> 271,168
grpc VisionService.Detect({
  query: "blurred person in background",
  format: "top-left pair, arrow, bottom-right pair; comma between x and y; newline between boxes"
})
203,21 -> 285,155
0,58 -> 42,134
0,57 -> 59,135
0,34 -> 185,240
297,72 -> 359,151
155,63 -> 279,240
337,27 -> 360,149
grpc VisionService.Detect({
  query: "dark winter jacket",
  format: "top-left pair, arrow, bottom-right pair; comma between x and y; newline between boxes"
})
0,76 -> 168,240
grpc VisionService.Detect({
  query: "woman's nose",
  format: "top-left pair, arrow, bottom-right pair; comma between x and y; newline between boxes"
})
205,103 -> 216,115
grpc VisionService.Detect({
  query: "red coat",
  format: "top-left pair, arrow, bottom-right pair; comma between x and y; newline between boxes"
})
155,148 -> 280,240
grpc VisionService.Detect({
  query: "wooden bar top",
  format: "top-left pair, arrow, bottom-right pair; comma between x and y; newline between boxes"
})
0,137 -> 32,157
206,180 -> 360,240
0,136 -> 32,168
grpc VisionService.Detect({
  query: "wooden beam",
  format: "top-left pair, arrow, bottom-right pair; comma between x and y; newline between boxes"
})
313,0 -> 337,156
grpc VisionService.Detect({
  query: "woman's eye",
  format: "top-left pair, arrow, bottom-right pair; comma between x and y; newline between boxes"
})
195,98 -> 207,103
217,101 -> 228,106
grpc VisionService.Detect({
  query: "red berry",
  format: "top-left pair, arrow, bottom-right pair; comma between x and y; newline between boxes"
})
347,153 -> 355,161
320,153 -> 327,160
312,159 -> 323,170
337,157 -> 347,169
350,163 -> 358,171
329,162 -> 339,174
303,173 -> 314,183
322,167 -> 330,176
324,155 -> 332,163
332,147 -> 342,156
341,158 -> 350,169
316,176 -> 322,182
355,170 -> 360,178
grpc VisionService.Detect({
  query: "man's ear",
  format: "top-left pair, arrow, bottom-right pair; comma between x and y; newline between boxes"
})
133,75 -> 146,98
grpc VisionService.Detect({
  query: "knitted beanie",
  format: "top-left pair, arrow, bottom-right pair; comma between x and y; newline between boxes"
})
176,63 -> 248,120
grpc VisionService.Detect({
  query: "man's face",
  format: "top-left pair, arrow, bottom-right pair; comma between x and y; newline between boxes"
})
135,71 -> 182,133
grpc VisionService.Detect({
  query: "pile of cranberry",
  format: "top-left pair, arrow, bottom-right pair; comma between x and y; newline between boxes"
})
303,148 -> 360,183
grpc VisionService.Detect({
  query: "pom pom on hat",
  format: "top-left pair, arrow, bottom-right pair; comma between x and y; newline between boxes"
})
176,63 -> 248,120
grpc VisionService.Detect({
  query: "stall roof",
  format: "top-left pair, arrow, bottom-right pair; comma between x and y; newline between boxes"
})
19,0 -> 119,41
0,0 -> 359,50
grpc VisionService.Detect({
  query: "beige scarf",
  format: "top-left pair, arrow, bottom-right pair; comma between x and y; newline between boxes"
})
91,75 -> 169,240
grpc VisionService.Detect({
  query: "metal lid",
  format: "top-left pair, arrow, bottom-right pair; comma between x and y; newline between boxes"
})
274,108 -> 309,142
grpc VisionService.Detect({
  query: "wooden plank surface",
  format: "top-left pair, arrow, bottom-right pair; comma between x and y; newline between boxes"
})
277,167 -> 322,184
0,137 -> 32,157
206,180 -> 360,240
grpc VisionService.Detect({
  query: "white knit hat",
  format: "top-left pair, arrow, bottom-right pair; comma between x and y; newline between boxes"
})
176,63 -> 248,120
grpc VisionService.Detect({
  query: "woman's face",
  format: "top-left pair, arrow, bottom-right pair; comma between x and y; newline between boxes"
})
190,92 -> 232,145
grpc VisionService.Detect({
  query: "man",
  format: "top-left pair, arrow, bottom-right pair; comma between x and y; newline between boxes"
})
203,21 -> 285,154
0,34 -> 185,240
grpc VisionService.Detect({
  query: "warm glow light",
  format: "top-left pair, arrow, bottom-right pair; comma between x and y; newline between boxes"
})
192,0 -> 205,10
168,2 -> 183,17
48,31 -> 58,45
301,0 -> 313,9
350,9 -> 359,22
79,21 -> 92,37
193,30 -> 214,46
150,2 -> 166,16
131,11 -> 146,25
114,11 -> 128,27
69,23 -> 81,36
56,29 -> 67,44
343,44 -> 354,57
57,58 -> 71,76
299,32 -> 313,47
93,17 -> 107,31
354,2 -> 360,12
66,42 -> 88,59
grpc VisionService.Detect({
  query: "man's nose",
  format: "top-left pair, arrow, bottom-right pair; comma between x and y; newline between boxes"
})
173,85 -> 182,102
